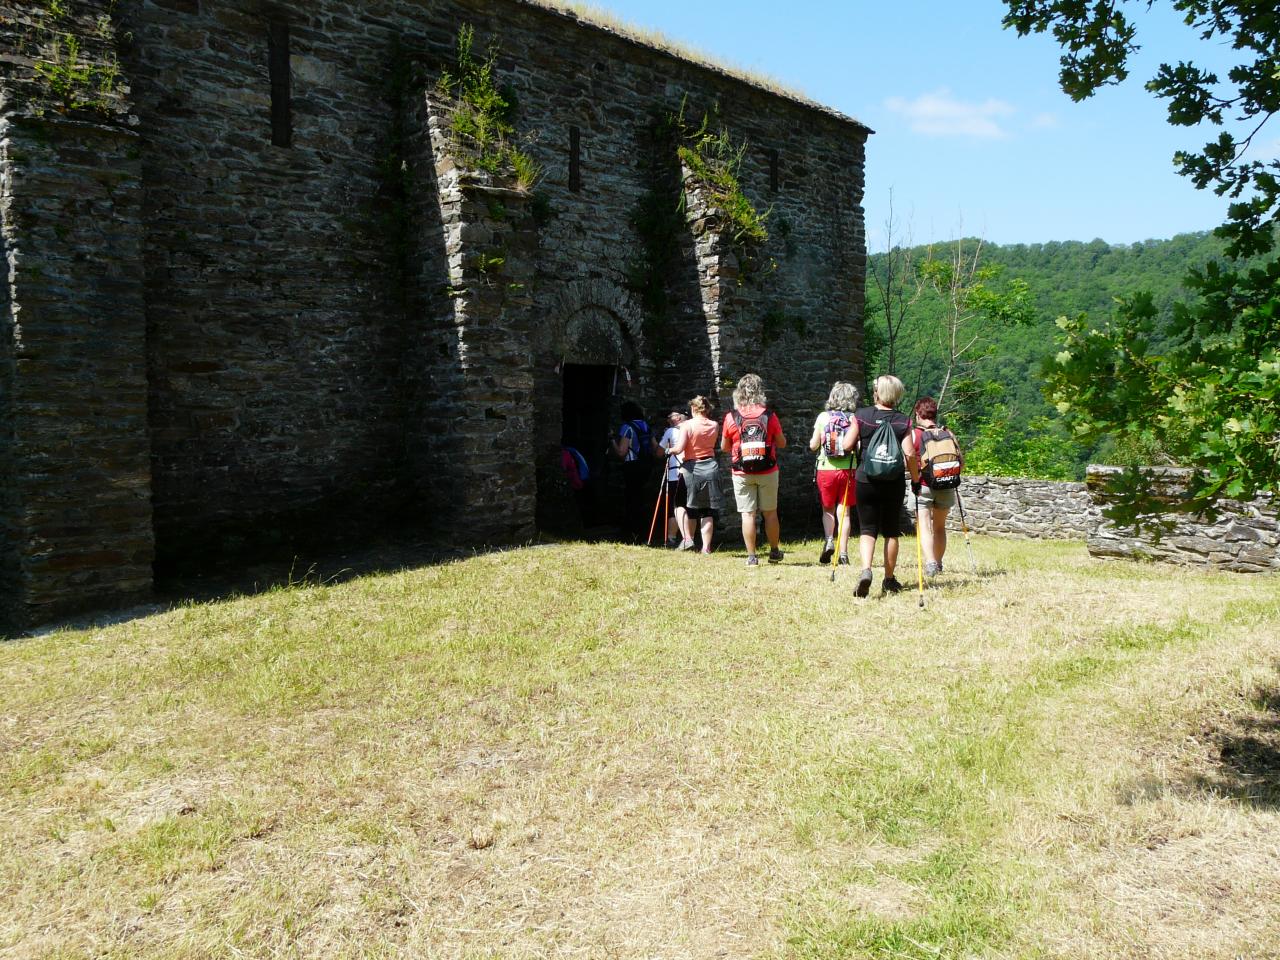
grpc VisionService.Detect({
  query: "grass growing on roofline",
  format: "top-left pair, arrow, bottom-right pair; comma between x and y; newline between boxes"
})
524,0 -> 820,108
1,536 -> 1279,958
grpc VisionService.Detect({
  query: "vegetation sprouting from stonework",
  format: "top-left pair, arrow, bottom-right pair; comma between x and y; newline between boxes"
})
628,105 -> 773,352
676,106 -> 769,247
25,0 -> 123,115
438,25 -> 541,191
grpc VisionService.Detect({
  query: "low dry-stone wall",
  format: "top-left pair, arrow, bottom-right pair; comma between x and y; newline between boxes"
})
952,469 -> 1278,574
951,474 -> 1098,540
1086,466 -> 1280,574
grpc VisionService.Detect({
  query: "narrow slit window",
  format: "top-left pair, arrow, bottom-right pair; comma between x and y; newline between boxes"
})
569,125 -> 582,192
768,148 -> 780,192
268,20 -> 292,147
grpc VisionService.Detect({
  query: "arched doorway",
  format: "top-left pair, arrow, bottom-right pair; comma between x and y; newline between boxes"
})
536,281 -> 647,535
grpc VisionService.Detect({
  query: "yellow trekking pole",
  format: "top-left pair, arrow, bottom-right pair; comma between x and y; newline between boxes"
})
914,488 -> 925,609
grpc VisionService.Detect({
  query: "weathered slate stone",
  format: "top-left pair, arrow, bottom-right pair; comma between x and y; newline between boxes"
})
1,0 -> 871,632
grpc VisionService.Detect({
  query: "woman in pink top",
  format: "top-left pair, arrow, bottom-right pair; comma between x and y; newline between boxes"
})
669,395 -> 721,552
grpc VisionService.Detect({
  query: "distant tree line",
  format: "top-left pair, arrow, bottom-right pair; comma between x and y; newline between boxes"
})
863,230 -> 1244,481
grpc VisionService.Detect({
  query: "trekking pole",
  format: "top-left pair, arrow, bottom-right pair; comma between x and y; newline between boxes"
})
646,465 -> 667,546
914,489 -> 926,608
955,489 -> 978,574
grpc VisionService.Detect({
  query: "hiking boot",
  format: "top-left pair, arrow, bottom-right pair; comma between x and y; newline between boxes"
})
838,553 -> 850,566
768,547 -> 785,564
882,576 -> 904,594
855,568 -> 873,598
746,554 -> 759,567
678,538 -> 695,551
925,560 -> 940,577
819,538 -> 835,565
665,535 -> 681,548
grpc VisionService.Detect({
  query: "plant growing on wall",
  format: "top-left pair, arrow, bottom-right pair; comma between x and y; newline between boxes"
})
676,106 -> 769,248
438,25 -> 541,191
27,1 -> 122,116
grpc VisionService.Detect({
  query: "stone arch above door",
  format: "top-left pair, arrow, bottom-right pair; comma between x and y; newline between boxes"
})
545,279 -> 644,367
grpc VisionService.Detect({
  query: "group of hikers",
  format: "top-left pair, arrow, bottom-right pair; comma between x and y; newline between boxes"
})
571,371 -> 965,597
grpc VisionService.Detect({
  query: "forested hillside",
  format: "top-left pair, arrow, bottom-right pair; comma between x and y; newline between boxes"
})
863,231 -> 1232,479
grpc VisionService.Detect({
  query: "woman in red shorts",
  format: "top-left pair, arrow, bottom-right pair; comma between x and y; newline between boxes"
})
808,381 -> 859,566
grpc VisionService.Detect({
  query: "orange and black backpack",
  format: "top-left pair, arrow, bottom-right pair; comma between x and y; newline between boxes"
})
915,426 -> 963,490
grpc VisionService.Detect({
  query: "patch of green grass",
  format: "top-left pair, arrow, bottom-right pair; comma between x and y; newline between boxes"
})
0,537 -> 1276,958
104,799 -> 269,883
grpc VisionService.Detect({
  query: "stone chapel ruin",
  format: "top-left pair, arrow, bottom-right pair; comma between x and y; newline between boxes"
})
0,0 -> 869,632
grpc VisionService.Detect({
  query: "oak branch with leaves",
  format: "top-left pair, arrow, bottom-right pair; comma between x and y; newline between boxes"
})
1005,0 -> 1280,517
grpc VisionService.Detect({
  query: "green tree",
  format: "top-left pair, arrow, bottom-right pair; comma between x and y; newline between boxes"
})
1005,1 -> 1280,517
917,238 -> 1035,417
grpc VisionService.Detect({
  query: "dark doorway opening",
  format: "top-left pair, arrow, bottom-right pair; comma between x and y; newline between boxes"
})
560,363 -> 617,533
562,363 -> 614,464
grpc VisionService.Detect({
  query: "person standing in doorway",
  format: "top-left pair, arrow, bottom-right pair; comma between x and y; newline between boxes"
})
721,373 -> 787,567
612,401 -> 654,543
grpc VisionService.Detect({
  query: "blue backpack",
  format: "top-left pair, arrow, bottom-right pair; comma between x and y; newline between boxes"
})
620,419 -> 652,463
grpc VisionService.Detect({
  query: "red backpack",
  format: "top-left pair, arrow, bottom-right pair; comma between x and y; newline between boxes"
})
731,409 -> 777,473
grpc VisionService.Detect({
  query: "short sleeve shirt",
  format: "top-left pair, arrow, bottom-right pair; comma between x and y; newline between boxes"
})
722,405 -> 783,476
660,427 -> 681,481
853,407 -> 910,483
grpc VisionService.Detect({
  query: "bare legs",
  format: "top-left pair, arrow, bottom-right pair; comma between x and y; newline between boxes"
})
741,509 -> 780,556
917,506 -> 950,565
859,533 -> 900,577
668,505 -> 691,543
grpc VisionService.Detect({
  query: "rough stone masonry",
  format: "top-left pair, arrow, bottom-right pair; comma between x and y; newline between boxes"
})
0,0 -> 871,632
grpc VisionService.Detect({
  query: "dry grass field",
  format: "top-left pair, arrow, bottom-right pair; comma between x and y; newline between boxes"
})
2,536 -> 1278,959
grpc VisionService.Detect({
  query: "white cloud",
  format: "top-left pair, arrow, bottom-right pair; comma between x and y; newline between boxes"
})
1030,112 -> 1060,130
884,88 -> 1016,139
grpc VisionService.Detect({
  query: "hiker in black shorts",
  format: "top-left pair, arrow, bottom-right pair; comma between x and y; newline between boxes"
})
844,375 -> 918,597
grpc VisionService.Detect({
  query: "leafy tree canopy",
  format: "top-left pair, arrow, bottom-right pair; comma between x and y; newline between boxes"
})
1003,1 -> 1280,517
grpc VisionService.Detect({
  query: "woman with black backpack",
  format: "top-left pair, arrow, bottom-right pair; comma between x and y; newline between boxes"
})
843,375 -> 918,598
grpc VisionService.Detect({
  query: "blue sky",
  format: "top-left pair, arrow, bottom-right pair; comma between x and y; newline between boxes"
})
567,0 -> 1259,250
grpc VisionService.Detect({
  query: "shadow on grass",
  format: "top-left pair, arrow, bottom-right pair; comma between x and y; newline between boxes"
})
24,531 -> 553,640
1186,682 -> 1280,808
1133,680 -> 1280,810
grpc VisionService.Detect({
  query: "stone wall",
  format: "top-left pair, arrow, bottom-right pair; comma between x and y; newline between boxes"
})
1,1 -> 154,629
952,474 -> 1098,540
0,0 -> 869,631
1086,466 -> 1280,573
941,470 -> 1278,574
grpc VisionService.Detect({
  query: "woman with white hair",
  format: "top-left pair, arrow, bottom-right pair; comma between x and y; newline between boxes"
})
808,381 -> 859,565
844,374 -> 917,597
